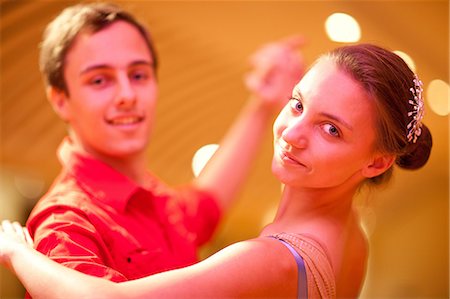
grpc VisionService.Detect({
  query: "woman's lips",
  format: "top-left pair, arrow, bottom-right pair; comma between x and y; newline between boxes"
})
277,145 -> 306,168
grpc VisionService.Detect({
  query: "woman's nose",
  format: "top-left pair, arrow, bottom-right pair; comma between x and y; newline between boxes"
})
281,118 -> 308,149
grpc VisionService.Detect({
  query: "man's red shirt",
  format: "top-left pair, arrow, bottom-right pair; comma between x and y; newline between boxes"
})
27,139 -> 221,282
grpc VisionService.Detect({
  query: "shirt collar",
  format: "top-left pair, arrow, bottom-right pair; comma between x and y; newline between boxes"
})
57,137 -> 156,212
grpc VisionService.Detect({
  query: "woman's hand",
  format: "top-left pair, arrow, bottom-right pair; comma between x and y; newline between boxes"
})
245,35 -> 306,111
0,220 -> 33,268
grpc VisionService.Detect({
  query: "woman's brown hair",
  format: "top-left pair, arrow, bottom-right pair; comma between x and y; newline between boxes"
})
327,44 -> 432,185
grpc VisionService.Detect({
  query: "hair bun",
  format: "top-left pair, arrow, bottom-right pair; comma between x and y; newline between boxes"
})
396,124 -> 433,169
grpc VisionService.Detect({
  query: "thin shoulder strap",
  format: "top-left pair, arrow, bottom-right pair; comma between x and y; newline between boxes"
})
270,236 -> 308,299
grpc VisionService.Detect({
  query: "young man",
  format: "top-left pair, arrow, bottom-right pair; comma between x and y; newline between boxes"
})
26,2 -> 303,283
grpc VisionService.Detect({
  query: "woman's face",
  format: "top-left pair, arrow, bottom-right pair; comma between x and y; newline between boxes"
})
272,58 -> 381,189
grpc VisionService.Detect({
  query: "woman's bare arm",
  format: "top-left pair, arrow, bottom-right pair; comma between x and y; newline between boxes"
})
1,220 -> 298,299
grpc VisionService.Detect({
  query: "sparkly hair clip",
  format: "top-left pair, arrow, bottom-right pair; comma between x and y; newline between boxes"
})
406,74 -> 425,143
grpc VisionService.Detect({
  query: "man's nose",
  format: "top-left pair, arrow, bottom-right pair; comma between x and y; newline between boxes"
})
115,74 -> 136,109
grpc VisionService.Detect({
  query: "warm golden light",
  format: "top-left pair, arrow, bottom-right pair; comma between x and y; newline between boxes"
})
393,50 -> 416,73
325,13 -> 361,43
14,175 -> 45,199
426,79 -> 450,116
191,144 -> 219,177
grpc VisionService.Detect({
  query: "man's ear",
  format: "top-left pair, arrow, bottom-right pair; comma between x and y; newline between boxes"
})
47,86 -> 70,121
362,153 -> 396,178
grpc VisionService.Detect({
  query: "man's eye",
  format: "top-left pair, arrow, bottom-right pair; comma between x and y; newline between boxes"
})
289,98 -> 303,112
89,76 -> 107,86
130,70 -> 150,82
132,73 -> 145,80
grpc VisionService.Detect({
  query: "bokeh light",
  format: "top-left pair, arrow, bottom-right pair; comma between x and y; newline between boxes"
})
393,50 -> 416,73
325,13 -> 361,43
191,144 -> 219,177
426,79 -> 450,116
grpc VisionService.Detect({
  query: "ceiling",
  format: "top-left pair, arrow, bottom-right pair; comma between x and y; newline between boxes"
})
1,1 -> 448,298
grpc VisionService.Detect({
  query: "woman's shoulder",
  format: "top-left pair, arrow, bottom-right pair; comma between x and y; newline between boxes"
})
265,232 -> 337,298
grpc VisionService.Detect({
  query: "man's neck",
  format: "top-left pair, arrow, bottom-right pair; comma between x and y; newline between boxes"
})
67,134 -> 149,187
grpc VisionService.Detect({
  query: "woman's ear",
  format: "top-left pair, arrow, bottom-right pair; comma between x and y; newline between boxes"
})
362,153 -> 396,178
47,86 -> 70,121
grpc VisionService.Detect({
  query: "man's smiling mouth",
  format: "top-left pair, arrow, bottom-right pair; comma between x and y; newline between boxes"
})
106,115 -> 144,125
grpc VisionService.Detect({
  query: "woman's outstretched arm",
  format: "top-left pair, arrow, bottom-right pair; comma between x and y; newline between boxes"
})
1,220 -> 298,299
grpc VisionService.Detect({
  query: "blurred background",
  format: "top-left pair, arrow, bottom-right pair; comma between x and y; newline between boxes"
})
1,0 -> 448,298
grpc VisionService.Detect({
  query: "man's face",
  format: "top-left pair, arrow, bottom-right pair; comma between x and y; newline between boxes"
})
54,21 -> 158,162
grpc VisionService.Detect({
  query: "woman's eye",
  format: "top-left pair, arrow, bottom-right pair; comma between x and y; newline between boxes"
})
289,98 -> 303,113
323,123 -> 340,137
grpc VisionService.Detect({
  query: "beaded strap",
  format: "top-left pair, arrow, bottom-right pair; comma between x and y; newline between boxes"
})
269,236 -> 308,299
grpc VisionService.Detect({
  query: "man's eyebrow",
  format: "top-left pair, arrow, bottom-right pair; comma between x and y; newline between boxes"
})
80,64 -> 110,75
129,60 -> 154,68
80,60 -> 154,75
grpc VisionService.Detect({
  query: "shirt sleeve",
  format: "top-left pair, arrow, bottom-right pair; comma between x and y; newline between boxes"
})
27,206 -> 127,283
174,186 -> 222,246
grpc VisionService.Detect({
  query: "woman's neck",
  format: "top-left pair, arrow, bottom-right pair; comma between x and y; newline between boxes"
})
262,183 -> 359,235
261,183 -> 368,297
281,185 -> 355,217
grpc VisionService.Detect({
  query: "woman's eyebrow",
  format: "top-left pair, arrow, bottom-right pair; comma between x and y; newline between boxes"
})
294,88 -> 352,131
292,88 -> 304,101
320,112 -> 353,131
